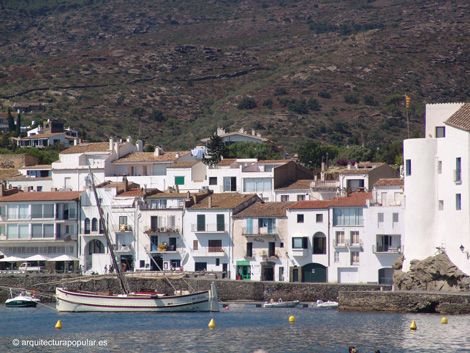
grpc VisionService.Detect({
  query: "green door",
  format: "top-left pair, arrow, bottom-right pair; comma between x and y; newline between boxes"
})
236,261 -> 251,280
302,263 -> 327,283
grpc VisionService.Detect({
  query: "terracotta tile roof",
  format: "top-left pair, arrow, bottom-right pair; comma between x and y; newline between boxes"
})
117,188 -> 147,197
216,158 -> 237,166
0,169 -> 21,180
19,132 -> 64,140
19,164 -> 52,169
288,200 -> 332,210
60,142 -> 111,154
275,179 -> 313,191
189,193 -> 258,210
168,161 -> 200,168
113,151 -> 189,163
6,175 -> 51,181
0,112 -> 17,117
340,167 -> 376,175
201,131 -> 269,143
234,201 -> 295,218
146,191 -> 204,199
289,192 -> 372,209
258,159 -> 290,164
0,191 -> 82,202
374,178 -> 403,187
445,103 -> 470,131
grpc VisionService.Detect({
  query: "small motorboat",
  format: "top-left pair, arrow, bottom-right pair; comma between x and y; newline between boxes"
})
314,299 -> 338,308
263,298 -> 300,308
5,290 -> 41,308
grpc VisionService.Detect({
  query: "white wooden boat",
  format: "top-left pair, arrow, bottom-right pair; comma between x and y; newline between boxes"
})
263,299 -> 299,308
315,299 -> 338,308
56,282 -> 219,312
55,168 -> 219,313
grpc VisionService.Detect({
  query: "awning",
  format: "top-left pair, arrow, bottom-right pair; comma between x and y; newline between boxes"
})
25,254 -> 51,261
47,255 -> 80,262
237,261 -> 250,266
0,256 -> 26,262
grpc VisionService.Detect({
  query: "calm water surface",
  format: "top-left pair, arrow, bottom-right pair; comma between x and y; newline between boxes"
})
1,303 -> 470,352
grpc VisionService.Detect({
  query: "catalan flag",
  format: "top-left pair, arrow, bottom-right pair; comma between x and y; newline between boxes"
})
405,95 -> 411,109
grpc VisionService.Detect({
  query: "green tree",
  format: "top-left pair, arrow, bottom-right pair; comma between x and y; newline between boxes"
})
376,140 -> 403,165
336,145 -> 375,163
15,113 -> 21,136
7,107 -> 15,132
164,118 -> 179,136
262,98 -> 273,109
202,133 -> 227,166
297,141 -> 339,169
149,109 -> 165,122
237,97 -> 257,110
224,142 -> 280,160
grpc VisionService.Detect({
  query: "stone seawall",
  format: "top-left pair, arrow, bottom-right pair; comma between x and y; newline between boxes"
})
0,274 -> 387,303
339,291 -> 470,314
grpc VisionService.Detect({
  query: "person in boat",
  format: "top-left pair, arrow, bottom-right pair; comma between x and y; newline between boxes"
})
20,290 -> 26,296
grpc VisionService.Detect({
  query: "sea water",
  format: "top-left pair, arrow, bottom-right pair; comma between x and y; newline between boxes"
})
1,303 -> 470,352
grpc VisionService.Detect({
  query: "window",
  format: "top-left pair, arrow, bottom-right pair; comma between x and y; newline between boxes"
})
193,240 -> 198,250
197,215 -> 205,231
281,195 -> 289,202
439,200 -> 444,210
175,176 -> 185,185
31,205 -> 42,218
216,214 -> 225,231
209,177 -> 217,185
216,258 -> 220,266
436,126 -> 445,138
297,214 -> 304,223
119,216 -> 127,226
223,177 -> 237,192
208,239 -> 222,252
316,214 -> 323,223
243,178 -> 272,192
151,236 -> 158,251
455,157 -> 462,182
313,233 -> 326,254
292,237 -> 308,249
333,208 -> 363,226
195,262 -> 207,271
258,218 -> 275,234
405,159 -> 411,176
7,224 -> 18,239
334,251 -> 340,263
297,195 -> 305,201
456,194 -> 462,210
84,218 -> 91,234
351,251 -> 360,265
92,218 -> 98,232
350,231 -> 360,245
268,242 -> 275,257
44,204 -> 54,218
246,242 -> 253,257
335,231 -> 345,246
378,213 -> 384,226
392,213 -> 399,226
150,216 -> 159,230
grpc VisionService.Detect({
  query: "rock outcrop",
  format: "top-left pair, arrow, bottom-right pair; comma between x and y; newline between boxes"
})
393,253 -> 470,291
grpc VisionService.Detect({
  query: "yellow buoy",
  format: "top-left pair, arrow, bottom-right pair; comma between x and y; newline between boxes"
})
441,317 -> 448,324
55,320 -> 62,330
208,318 -> 215,329
289,315 -> 295,323
410,320 -> 417,330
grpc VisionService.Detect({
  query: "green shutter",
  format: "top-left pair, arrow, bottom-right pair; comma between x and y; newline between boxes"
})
217,214 -> 225,231
197,214 -> 205,231
175,176 -> 184,185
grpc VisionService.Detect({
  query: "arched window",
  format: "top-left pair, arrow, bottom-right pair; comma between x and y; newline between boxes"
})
313,232 -> 326,254
84,218 -> 91,234
92,218 -> 98,232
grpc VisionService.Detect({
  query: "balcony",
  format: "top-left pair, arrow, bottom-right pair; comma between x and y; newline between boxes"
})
291,248 -> 308,257
191,224 -> 228,233
149,243 -> 179,253
145,226 -> 180,234
333,241 -> 347,249
192,248 -> 226,257
242,227 -> 277,236
373,245 -> 403,254
114,244 -> 133,253
113,224 -> 133,232
347,240 -> 363,250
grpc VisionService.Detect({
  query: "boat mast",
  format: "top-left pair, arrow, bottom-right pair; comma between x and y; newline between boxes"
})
88,167 -> 129,294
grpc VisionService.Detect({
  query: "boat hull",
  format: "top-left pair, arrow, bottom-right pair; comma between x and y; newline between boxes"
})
263,300 -> 299,308
5,297 -> 39,308
56,284 -> 219,312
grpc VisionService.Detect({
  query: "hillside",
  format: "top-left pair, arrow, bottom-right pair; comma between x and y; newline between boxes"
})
0,0 -> 469,154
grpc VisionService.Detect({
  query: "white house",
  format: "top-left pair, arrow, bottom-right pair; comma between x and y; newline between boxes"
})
274,179 -> 312,202
0,189 -> 82,272
184,193 -> 259,278
233,201 -> 294,281
403,102 -> 470,275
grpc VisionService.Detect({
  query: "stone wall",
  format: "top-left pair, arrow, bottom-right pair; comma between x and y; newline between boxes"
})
0,273 -> 387,303
339,290 -> 470,314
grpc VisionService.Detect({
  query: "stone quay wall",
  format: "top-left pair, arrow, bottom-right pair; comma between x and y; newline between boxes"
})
0,273 -> 387,303
339,290 -> 470,314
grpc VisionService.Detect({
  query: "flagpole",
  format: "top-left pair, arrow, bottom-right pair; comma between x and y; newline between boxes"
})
405,95 -> 410,139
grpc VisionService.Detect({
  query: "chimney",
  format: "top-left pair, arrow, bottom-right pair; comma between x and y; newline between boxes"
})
0,182 -> 4,197
109,137 -> 114,151
154,147 -> 161,156
123,177 -> 128,192
136,140 -> 143,152
321,162 -> 326,172
208,196 -> 212,208
114,142 -> 120,158
127,136 -> 132,143
187,191 -> 190,198
347,163 -> 351,170
193,195 -> 197,204
175,153 -> 180,159
74,138 -> 79,146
